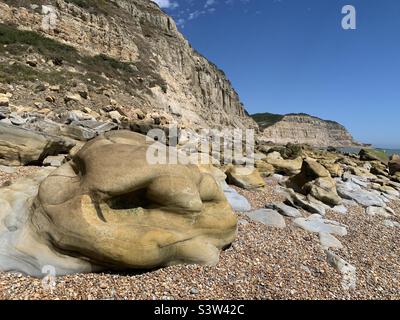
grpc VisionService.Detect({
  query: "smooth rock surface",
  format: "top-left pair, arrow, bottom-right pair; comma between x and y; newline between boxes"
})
293,215 -> 347,236
246,209 -> 286,229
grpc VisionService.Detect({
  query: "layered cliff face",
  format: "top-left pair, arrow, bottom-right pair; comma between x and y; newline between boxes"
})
253,113 -> 358,147
0,0 -> 256,129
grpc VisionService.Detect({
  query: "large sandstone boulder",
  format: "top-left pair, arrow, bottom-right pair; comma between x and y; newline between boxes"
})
1,131 -> 237,276
34,131 -> 237,269
0,123 -> 75,166
226,165 -> 266,189
288,159 -> 342,206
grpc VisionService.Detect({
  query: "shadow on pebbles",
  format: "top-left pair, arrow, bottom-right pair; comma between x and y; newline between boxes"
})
0,178 -> 399,300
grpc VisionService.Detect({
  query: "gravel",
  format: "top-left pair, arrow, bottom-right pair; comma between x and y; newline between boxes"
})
0,176 -> 399,300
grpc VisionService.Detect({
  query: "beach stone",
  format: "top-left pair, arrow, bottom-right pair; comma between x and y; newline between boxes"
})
331,204 -> 348,215
336,180 -> 386,208
365,206 -> 392,218
293,215 -> 347,236
266,202 -> 302,218
319,233 -> 343,250
226,166 -> 265,190
246,209 -> 286,229
223,185 -> 251,212
288,159 -> 341,206
326,251 -> 356,290
255,160 -> 275,177
43,155 -> 66,167
320,162 -> 343,177
383,220 -> 400,228
284,188 -> 326,215
264,152 -> 302,176
0,123 -> 75,166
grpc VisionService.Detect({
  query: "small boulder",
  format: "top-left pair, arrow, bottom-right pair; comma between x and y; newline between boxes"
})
265,202 -> 302,218
226,166 -> 265,190
246,209 -> 286,229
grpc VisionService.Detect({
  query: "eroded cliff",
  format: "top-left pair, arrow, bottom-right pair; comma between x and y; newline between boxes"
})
253,113 -> 358,147
0,0 -> 256,129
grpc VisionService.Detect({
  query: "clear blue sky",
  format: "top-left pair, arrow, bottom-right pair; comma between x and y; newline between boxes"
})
155,0 -> 400,148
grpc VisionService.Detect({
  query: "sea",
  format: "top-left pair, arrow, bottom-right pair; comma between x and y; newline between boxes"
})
336,147 -> 400,157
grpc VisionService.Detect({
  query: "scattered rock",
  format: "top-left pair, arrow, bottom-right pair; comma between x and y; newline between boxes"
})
226,166 -> 265,190
265,202 -> 302,218
0,123 -> 75,166
246,209 -> 286,229
383,220 -> 400,228
264,152 -> 303,175
336,180 -> 386,208
223,185 -> 251,212
319,233 -> 343,250
326,251 -> 356,290
43,155 -> 66,167
0,94 -> 9,107
64,93 -> 82,103
293,215 -> 347,236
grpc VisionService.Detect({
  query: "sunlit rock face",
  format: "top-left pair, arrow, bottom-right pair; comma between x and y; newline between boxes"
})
0,131 -> 237,277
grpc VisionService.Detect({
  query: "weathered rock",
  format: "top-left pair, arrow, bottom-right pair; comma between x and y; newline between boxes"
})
326,251 -> 356,290
320,161 -> 343,177
331,204 -> 348,215
365,206 -> 392,218
265,202 -> 302,218
222,184 -> 251,212
255,160 -> 275,177
0,94 -> 10,107
293,215 -> 347,236
319,233 -> 343,250
64,93 -> 82,103
0,168 -> 96,277
284,188 -> 326,215
383,220 -> 400,228
0,123 -> 75,166
246,209 -> 286,229
43,155 -> 66,167
23,131 -> 237,274
226,166 -> 265,190
288,159 -> 342,206
336,180 -> 386,207
306,177 -> 342,206
264,152 -> 303,175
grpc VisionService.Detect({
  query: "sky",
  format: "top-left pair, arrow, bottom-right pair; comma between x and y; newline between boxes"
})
152,0 -> 400,149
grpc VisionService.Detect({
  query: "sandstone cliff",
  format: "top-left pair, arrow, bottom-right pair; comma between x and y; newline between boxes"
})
252,113 -> 358,147
0,0 -> 256,129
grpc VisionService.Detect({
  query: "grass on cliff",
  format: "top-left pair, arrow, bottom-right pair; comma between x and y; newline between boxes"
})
0,23 -> 147,91
251,112 -> 285,129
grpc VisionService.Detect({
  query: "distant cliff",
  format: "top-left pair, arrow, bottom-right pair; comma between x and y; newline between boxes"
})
252,113 -> 359,147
